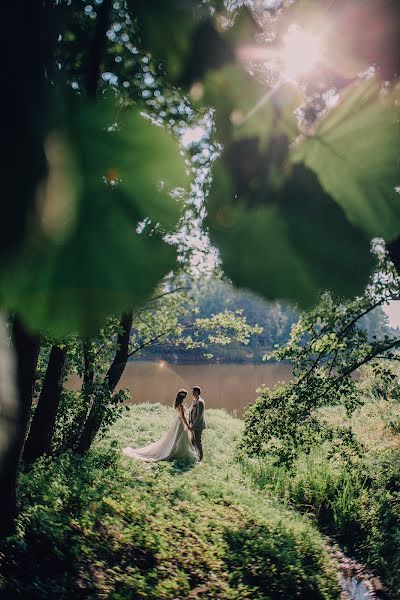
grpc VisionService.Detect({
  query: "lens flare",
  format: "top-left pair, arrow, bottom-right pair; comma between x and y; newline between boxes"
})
281,26 -> 322,80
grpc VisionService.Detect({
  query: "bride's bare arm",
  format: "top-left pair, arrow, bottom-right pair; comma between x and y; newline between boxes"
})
179,404 -> 191,430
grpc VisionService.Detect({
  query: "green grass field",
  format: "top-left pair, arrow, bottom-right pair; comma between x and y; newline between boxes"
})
0,404 -> 339,599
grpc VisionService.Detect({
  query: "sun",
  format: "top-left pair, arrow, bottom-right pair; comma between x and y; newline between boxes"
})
280,25 -> 322,80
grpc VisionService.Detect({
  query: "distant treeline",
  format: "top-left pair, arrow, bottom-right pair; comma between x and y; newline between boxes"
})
135,280 -> 398,364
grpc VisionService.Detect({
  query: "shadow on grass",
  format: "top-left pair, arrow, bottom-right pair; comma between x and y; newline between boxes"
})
0,452 -> 160,600
223,522 -> 338,600
167,458 -> 198,475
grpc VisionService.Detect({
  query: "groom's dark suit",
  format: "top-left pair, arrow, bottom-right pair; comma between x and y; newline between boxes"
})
188,396 -> 206,460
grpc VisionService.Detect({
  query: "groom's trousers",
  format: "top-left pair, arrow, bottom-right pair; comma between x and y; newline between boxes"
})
193,429 -> 203,461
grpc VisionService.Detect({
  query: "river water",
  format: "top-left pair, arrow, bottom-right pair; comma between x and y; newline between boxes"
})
68,361 -> 292,415
117,361 -> 293,415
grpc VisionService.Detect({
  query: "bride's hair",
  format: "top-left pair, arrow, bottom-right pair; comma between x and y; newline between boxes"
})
174,388 -> 188,408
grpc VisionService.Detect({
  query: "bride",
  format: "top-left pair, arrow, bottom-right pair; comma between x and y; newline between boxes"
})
122,389 -> 198,463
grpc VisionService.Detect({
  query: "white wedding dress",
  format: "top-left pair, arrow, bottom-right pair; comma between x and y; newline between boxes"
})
122,407 -> 198,463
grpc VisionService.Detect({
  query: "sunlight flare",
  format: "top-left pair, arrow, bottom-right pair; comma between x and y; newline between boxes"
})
281,25 -> 322,80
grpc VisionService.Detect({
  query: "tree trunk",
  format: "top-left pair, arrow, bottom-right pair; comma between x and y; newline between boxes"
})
64,339 -> 95,451
76,312 -> 133,454
0,317 -> 40,538
23,344 -> 67,464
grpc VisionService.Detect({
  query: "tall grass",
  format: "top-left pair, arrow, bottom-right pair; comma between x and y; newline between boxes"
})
240,398 -> 400,598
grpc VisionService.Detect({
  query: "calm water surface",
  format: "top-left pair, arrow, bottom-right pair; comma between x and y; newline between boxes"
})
116,361 -> 292,415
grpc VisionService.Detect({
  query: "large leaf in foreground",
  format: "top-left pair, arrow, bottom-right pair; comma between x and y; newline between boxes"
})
292,79 -> 400,240
199,66 -> 300,147
207,150 -> 373,307
2,98 -> 186,336
200,66 -> 274,146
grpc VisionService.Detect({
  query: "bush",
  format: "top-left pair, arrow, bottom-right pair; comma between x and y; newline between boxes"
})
240,384 -> 360,465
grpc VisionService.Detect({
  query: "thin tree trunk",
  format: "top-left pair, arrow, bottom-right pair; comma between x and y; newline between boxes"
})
23,345 -> 67,464
0,317 -> 40,538
65,339 -> 95,451
104,313 -> 134,393
76,312 -> 133,454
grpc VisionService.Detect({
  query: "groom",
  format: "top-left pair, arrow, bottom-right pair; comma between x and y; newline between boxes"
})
188,386 -> 206,461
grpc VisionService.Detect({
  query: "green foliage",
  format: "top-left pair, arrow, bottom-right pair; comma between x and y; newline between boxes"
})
241,257 -> 400,463
127,0 -> 201,82
241,413 -> 400,599
125,276 -> 262,360
141,284 -> 299,362
197,9 -> 399,307
240,383 -> 361,464
240,290 -> 400,597
201,65 -> 276,145
224,519 -> 337,600
52,386 -> 130,454
359,362 -> 400,403
0,405 -> 339,599
52,388 -> 88,452
33,277 -> 262,453
3,96 -> 186,336
292,79 -> 400,240
207,159 -> 373,307
3,0 -> 400,332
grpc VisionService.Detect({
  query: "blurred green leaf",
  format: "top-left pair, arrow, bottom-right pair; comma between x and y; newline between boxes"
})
2,97 -> 187,336
200,66 -> 273,146
128,2 -> 254,87
207,153 -> 373,307
292,79 -> 400,240
224,5 -> 262,48
127,0 -> 201,81
198,66 -> 301,147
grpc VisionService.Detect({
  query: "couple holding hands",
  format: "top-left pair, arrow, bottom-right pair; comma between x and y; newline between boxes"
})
123,386 -> 206,463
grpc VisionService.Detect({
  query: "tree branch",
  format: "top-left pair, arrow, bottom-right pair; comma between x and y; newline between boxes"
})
297,350 -> 325,384
328,346 -> 340,376
148,286 -> 188,303
336,298 -> 387,341
297,295 -> 399,384
127,322 -> 197,358
342,339 -> 400,379
128,327 -> 182,358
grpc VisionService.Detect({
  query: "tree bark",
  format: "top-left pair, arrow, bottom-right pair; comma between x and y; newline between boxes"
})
76,312 -> 133,454
23,344 -> 67,464
64,339 -> 96,451
0,317 -> 40,538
